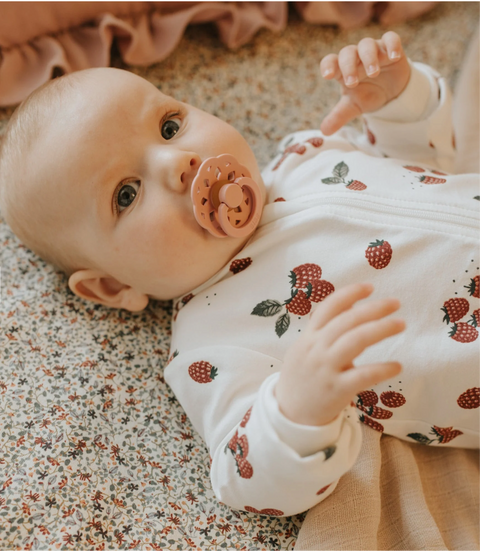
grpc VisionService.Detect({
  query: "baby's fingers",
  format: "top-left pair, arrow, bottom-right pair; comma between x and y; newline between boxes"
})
379,31 -> 404,62
331,317 -> 406,368
341,361 -> 402,398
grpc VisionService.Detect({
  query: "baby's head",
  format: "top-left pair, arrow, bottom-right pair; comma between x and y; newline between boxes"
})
0,68 -> 265,310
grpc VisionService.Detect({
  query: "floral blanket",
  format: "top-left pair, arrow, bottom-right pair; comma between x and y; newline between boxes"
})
0,216 -> 303,549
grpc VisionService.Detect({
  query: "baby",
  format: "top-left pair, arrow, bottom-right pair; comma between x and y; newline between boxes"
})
0,32 -> 478,517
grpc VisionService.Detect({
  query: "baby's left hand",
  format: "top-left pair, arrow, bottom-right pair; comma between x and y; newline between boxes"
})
319,31 -> 411,135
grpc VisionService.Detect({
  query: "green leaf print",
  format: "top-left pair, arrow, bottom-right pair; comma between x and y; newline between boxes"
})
321,176 -> 343,185
251,300 -> 283,317
333,161 -> 349,178
407,433 -> 434,445
275,312 -> 291,338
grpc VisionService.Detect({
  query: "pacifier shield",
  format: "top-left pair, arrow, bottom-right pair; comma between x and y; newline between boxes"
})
191,154 -> 262,238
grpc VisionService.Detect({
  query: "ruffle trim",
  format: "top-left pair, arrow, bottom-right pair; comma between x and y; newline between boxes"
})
0,1 -> 437,107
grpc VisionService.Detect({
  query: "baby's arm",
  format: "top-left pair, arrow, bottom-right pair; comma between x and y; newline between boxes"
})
276,283 -> 404,426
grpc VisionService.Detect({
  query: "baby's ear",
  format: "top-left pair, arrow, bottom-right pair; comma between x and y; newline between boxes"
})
68,269 -> 149,312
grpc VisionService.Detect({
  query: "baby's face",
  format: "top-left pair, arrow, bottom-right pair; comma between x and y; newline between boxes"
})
31,68 -> 266,307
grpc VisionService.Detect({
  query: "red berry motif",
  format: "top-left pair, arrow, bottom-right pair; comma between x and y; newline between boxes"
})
316,484 -> 332,496
365,240 -> 392,269
252,263 -> 335,337
457,387 -> 480,409
470,309 -> 480,327
240,406 -> 253,427
403,165 -> 425,173
230,257 -> 252,274
408,426 -> 464,445
431,170 -> 447,175
357,390 -> 379,407
286,290 -> 312,316
465,275 -> 480,298
188,361 -> 218,383
273,197 -> 286,202
272,143 -> 306,171
290,263 -> 322,288
236,457 -> 253,479
227,430 -> 239,453
309,280 -> 335,303
346,180 -> 367,191
380,391 -> 406,408
357,404 -> 393,419
442,298 -> 469,324
417,175 -> 447,185
244,506 -> 284,516
306,137 -> 324,148
359,414 -> 384,433
322,161 -> 366,190
449,322 -> 479,343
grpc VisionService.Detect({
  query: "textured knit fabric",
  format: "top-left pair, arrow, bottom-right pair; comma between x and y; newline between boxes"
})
164,62 -> 480,517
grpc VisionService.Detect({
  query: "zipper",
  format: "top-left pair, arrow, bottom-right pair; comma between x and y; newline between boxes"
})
298,192 -> 479,233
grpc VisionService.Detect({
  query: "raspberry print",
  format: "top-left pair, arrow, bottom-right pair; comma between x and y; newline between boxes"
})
403,165 -> 425,172
272,143 -> 306,171
465,275 -> 480,298
244,506 -> 285,516
431,170 -> 447,176
441,298 -> 469,324
290,263 -> 322,288
306,137 -> 324,148
457,387 -> 480,409
365,240 -> 392,269
273,197 -> 286,202
225,431 -> 254,479
408,426 -> 464,445
357,404 -> 393,419
236,457 -> 254,479
240,407 -> 253,427
227,430 -> 239,452
449,322 -> 479,343
321,161 -> 367,191
346,180 -> 367,191
357,390 -> 379,407
417,175 -> 447,185
188,361 -> 218,383
359,414 -> 384,432
380,391 -> 406,408
252,263 -> 335,337
316,484 -> 332,496
309,280 -> 335,303
470,309 -> 480,327
230,257 -> 253,274
285,290 -> 312,316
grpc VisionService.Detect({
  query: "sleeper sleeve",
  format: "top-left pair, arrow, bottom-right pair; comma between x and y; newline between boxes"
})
163,346 -> 362,517
362,61 -> 455,172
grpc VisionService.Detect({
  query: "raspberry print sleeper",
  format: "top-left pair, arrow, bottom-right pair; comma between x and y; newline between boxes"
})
164,62 -> 480,517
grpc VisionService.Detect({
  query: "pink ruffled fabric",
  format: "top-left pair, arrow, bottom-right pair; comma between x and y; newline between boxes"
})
0,1 -> 437,107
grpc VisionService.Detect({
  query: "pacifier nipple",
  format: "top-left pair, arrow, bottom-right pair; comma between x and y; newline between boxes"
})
191,154 -> 262,238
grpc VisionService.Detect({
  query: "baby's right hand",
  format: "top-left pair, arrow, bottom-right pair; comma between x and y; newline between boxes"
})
275,283 -> 405,426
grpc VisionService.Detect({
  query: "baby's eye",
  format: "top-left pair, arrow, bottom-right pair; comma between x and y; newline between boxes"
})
115,180 -> 140,213
161,117 -> 181,140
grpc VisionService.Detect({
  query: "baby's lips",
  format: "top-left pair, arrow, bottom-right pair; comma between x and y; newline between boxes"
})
191,154 -> 262,238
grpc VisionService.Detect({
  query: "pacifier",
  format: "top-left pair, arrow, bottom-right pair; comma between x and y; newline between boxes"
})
191,154 -> 262,238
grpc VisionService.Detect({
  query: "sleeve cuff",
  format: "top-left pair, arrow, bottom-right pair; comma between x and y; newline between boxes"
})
263,373 -> 346,457
369,60 -> 439,123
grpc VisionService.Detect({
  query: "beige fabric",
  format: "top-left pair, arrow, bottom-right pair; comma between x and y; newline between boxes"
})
296,427 -> 479,550
0,1 -> 438,107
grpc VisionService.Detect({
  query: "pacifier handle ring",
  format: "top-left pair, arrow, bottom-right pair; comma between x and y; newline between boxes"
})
191,154 -> 262,238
